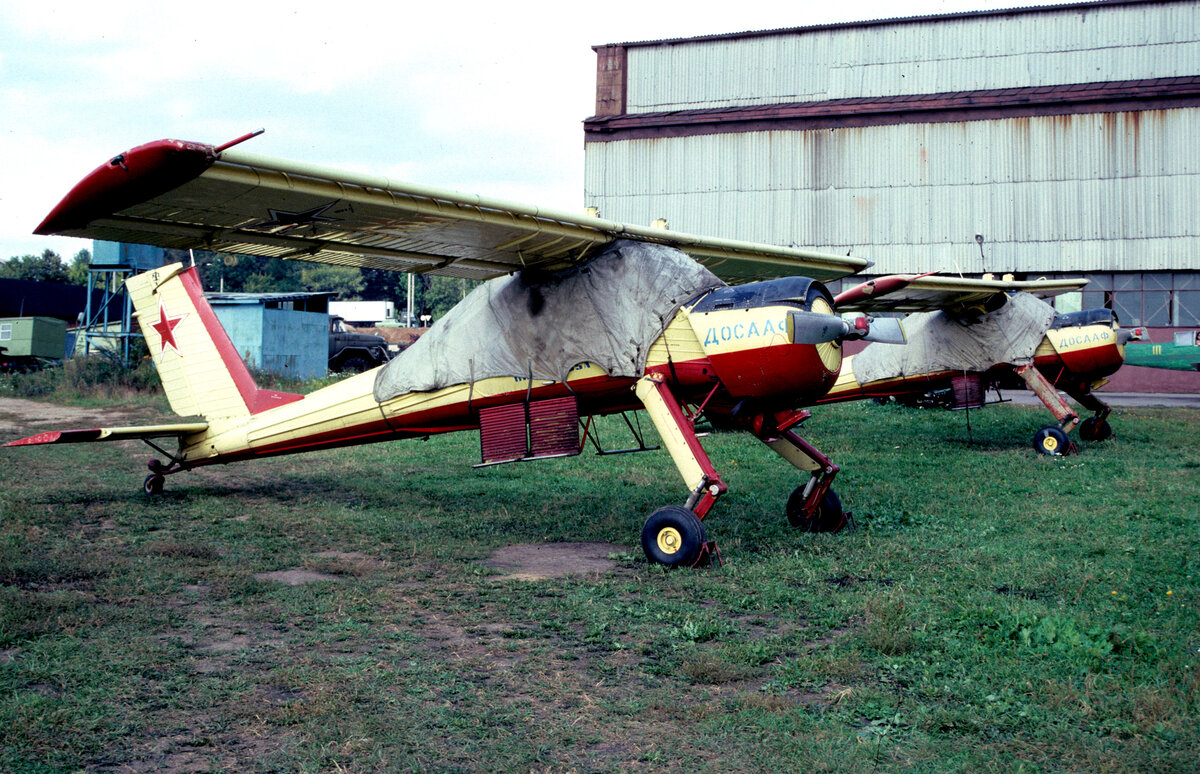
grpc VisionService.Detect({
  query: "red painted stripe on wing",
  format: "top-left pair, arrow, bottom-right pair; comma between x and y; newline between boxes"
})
176,268 -> 304,414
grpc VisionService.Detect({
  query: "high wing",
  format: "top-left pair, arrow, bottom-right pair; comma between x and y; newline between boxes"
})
4,422 -> 209,447
835,274 -> 1088,314
36,136 -> 870,284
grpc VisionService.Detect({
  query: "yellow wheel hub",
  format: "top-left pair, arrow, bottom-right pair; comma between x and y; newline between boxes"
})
1043,436 -> 1059,452
656,527 -> 683,555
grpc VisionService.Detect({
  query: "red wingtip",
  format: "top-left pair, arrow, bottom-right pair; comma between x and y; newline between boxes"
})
4,429 -> 103,446
35,139 -> 218,237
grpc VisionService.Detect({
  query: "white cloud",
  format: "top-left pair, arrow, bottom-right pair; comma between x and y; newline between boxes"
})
1,0 -> 1061,258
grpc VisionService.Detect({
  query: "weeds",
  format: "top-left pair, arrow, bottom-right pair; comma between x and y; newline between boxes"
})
0,390 -> 1197,771
1,354 -> 162,402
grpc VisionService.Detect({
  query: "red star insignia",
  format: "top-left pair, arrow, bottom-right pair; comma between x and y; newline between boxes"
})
151,299 -> 187,356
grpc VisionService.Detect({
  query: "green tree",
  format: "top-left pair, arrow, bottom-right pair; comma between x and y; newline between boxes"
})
191,252 -> 303,293
300,265 -> 364,299
361,268 -> 408,310
422,275 -> 475,318
68,249 -> 91,285
0,249 -> 69,283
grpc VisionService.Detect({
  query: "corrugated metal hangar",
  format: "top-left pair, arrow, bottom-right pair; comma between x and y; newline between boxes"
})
583,0 -> 1200,355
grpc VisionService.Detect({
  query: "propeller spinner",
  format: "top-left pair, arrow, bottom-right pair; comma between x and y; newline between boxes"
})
789,310 -> 906,346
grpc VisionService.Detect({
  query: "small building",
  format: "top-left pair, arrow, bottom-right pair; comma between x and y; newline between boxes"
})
0,316 -> 68,368
206,291 -> 334,379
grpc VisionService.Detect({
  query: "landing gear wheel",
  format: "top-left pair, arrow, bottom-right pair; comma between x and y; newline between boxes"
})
786,487 -> 846,532
1033,426 -> 1070,456
641,506 -> 706,567
143,474 -> 165,495
1079,416 -> 1113,442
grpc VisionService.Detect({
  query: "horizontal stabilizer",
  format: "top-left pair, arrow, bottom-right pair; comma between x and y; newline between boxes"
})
4,422 -> 209,447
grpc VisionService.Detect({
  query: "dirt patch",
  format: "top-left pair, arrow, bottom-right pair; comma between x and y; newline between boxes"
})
484,542 -> 624,581
0,397 -> 143,436
253,569 -> 341,586
309,550 -> 389,576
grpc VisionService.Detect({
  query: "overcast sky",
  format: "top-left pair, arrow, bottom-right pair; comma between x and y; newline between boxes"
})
1,0 -> 1060,261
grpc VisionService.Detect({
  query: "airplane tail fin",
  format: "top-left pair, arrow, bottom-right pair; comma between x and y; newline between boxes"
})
126,263 -> 303,420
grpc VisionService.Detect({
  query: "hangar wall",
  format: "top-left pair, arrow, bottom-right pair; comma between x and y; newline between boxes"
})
584,0 -> 1200,343
584,110 -> 1198,277
617,1 -> 1199,111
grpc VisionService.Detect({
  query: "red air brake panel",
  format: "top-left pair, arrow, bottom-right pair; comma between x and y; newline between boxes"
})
478,396 -> 580,465
529,396 -> 580,458
479,404 -> 528,465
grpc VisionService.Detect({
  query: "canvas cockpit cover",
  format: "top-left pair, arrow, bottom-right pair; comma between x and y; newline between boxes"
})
852,291 -> 1057,385
373,241 -> 723,401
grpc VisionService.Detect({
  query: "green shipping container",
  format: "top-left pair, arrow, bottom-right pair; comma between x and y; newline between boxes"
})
0,317 -> 68,359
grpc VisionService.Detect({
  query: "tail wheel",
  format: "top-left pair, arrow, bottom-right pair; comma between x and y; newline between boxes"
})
641,506 -> 706,567
1033,426 -> 1070,456
786,487 -> 846,532
1079,416 -> 1113,442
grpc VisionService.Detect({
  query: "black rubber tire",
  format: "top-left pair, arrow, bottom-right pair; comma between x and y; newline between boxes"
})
143,474 -> 164,495
1079,417 -> 1113,442
786,487 -> 846,532
641,506 -> 706,567
340,357 -> 370,373
1033,426 -> 1070,456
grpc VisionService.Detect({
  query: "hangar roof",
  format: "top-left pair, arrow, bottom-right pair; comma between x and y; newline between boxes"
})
595,1 -> 1175,49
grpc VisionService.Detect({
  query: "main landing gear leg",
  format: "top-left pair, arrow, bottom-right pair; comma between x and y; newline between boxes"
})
634,374 -> 725,568
751,410 -> 850,533
1063,383 -> 1114,442
1017,365 -> 1080,456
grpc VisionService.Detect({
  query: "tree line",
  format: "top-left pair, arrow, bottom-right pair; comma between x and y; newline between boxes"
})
0,249 -> 92,285
1,249 -> 475,321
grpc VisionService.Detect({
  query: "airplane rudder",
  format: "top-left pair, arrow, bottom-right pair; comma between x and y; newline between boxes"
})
126,263 -> 251,419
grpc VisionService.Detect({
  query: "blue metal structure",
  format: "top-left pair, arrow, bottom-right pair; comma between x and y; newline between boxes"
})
83,241 -> 169,364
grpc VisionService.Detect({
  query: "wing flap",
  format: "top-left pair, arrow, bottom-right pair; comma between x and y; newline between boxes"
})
4,422 -> 209,447
37,138 -> 871,283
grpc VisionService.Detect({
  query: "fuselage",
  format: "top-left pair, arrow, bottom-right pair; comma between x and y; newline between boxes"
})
176,278 -> 840,469
819,312 -> 1126,404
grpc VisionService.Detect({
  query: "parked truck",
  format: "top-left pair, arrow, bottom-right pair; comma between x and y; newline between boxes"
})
328,316 -> 396,373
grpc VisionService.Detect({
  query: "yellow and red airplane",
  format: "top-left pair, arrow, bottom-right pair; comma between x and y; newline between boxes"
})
824,273 -> 1142,455
4,135 -> 1137,564
6,135 -> 889,566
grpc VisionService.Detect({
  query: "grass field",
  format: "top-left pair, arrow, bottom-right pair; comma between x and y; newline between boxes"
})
1,394 -> 1197,772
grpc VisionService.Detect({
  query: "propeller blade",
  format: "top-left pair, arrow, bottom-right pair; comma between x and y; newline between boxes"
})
860,316 -> 906,344
789,311 -> 909,345
789,310 -> 850,344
